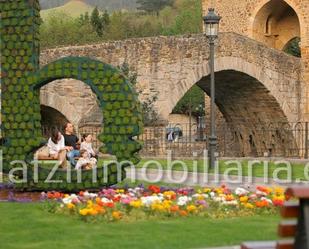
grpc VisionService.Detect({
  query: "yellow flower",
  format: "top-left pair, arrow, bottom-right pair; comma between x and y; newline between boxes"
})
274,195 -> 285,201
187,205 -> 197,213
79,208 -> 89,216
87,200 -> 93,208
244,203 -> 254,209
116,189 -> 125,194
216,188 -> 223,194
274,187 -> 284,196
89,208 -> 98,216
203,188 -> 211,193
67,203 -> 75,209
240,196 -> 249,203
162,200 -> 172,210
163,191 -> 176,200
130,200 -> 142,208
151,202 -> 165,212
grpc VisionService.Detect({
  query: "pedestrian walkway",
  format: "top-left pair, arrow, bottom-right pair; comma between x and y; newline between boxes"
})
195,246 -> 240,249
125,168 -> 309,189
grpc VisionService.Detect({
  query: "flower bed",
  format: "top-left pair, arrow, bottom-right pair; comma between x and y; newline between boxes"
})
42,185 -> 286,222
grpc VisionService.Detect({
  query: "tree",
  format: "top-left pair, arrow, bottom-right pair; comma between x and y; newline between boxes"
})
137,0 -> 174,15
172,85 -> 205,118
78,11 -> 90,26
91,6 -> 103,36
284,37 -> 301,58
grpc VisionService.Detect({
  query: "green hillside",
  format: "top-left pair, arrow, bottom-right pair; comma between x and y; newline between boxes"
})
41,0 -> 95,20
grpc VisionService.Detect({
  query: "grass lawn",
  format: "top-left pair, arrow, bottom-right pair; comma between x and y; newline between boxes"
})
0,202 -> 279,249
134,159 -> 309,181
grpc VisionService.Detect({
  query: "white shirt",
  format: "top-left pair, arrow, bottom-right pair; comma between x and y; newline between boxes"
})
75,158 -> 91,170
47,135 -> 65,155
80,142 -> 95,157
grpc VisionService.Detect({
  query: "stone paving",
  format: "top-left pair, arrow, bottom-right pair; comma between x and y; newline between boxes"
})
125,168 -> 309,189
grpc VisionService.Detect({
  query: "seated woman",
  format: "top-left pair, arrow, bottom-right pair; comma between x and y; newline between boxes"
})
46,128 -> 70,168
80,134 -> 98,160
75,149 -> 97,170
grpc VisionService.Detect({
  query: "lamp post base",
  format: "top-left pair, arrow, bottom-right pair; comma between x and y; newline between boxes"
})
208,135 -> 217,168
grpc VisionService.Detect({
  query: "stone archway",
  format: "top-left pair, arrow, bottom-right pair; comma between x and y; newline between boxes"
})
169,57 -> 298,157
40,78 -> 100,127
251,0 -> 301,51
40,105 -> 70,136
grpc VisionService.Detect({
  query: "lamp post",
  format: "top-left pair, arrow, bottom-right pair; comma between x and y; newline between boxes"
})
203,8 -> 221,168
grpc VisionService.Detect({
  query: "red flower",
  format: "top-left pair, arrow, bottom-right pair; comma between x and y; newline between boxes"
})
148,185 -> 161,194
112,196 -> 121,202
103,202 -> 115,208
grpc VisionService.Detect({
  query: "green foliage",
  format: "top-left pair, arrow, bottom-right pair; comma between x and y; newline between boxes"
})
40,0 -> 138,12
284,37 -> 301,58
173,85 -> 205,117
161,0 -> 202,35
40,0 -> 202,48
90,6 -> 110,37
137,0 -> 174,15
40,11 -> 99,48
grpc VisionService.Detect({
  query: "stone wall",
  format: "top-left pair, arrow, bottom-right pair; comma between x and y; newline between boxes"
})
202,0 -> 309,121
40,32 -> 301,123
40,32 -> 302,156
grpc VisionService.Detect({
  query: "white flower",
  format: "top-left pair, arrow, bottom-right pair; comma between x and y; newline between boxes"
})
177,196 -> 192,206
235,187 -> 249,196
261,197 -> 272,204
222,200 -> 238,206
209,192 -> 215,198
213,196 -> 225,202
83,191 -> 97,199
141,196 -> 162,207
101,197 -> 113,203
256,190 -> 267,196
62,194 -> 78,204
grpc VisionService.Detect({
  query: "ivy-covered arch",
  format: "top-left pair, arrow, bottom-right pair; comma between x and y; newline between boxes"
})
0,0 -> 143,191
31,56 -> 143,163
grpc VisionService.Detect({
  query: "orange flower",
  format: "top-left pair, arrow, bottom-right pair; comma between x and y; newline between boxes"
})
255,200 -> 269,208
94,204 -> 106,214
225,195 -> 234,201
112,211 -> 123,220
170,205 -> 180,213
179,210 -> 188,217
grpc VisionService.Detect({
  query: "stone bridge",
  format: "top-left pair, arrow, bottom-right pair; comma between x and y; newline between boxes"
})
40,32 -> 303,156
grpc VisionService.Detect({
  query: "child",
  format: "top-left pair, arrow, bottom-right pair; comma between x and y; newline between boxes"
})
80,134 -> 98,160
75,149 -> 97,170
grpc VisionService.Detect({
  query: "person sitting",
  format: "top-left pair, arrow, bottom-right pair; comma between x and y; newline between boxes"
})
46,128 -> 70,168
80,134 -> 98,160
75,149 -> 97,170
63,122 -> 80,167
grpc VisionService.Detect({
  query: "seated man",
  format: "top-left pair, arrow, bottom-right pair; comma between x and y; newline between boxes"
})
63,122 -> 80,167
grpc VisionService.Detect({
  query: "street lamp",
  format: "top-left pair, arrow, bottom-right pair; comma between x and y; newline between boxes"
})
203,8 -> 221,168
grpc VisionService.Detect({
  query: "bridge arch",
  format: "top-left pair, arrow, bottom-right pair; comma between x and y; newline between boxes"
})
169,56 -> 297,156
250,0 -> 302,51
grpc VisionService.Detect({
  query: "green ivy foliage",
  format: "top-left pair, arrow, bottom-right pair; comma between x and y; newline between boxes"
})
0,0 -> 143,191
